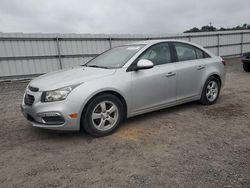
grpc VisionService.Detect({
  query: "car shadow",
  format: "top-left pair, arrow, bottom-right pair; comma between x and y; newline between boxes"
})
124,101 -> 200,124
29,101 -> 202,140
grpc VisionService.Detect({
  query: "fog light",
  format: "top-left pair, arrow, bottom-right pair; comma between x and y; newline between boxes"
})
38,112 -> 61,117
37,112 -> 65,125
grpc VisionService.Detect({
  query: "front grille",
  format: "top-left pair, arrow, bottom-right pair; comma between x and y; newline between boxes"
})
24,94 -> 35,106
29,86 -> 39,92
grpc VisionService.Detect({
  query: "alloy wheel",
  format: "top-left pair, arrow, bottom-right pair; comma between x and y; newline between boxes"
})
206,80 -> 219,102
91,101 -> 119,131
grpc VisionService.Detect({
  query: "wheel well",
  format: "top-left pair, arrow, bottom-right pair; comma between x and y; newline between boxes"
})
210,74 -> 221,86
80,91 -> 127,130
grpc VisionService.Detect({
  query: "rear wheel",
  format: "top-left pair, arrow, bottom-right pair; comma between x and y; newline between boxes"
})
82,94 -> 124,137
243,62 -> 250,72
200,76 -> 221,105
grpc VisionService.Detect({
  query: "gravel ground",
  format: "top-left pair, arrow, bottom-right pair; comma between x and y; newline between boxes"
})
0,58 -> 249,188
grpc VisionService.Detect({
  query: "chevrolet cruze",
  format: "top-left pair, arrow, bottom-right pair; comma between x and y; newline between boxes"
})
21,40 -> 226,136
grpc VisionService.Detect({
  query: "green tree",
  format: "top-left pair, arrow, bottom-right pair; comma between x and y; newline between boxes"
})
184,24 -> 250,33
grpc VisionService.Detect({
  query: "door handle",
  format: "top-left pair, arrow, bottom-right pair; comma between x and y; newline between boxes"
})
197,65 -> 205,70
165,72 -> 176,77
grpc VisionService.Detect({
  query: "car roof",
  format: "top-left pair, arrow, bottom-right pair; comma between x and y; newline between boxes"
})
129,39 -> 192,46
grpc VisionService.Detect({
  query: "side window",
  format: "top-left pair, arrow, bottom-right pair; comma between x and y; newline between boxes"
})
174,43 -> 196,61
195,48 -> 204,59
203,51 -> 210,58
139,43 -> 172,66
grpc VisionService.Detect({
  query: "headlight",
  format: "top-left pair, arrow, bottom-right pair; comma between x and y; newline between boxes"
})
41,84 -> 80,102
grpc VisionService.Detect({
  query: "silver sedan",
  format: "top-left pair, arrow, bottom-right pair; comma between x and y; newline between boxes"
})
21,40 -> 226,136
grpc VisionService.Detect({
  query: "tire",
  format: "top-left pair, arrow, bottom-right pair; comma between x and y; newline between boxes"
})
81,93 -> 124,137
200,76 -> 221,105
243,62 -> 250,72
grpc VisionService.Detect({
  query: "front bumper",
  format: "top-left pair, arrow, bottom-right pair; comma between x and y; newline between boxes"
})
21,90 -> 80,131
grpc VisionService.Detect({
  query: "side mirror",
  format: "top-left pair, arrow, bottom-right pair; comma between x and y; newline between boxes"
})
135,59 -> 154,71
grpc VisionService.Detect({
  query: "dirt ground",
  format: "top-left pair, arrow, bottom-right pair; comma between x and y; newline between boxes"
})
0,58 -> 249,188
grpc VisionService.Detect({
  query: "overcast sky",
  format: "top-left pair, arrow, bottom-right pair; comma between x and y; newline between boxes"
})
0,0 -> 249,34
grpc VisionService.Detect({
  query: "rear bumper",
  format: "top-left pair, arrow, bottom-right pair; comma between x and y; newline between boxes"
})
242,58 -> 250,64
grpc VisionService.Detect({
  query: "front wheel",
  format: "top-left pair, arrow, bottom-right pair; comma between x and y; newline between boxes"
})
200,76 -> 221,105
81,94 -> 124,137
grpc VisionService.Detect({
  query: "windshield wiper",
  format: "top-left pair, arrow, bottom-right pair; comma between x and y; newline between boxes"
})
86,65 -> 109,69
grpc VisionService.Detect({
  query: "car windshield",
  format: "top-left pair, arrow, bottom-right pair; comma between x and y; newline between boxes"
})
85,45 -> 144,69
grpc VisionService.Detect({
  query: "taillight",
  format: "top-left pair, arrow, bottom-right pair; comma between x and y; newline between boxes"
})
222,60 -> 227,66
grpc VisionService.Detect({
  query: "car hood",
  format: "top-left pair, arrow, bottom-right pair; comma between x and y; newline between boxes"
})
29,66 -> 116,91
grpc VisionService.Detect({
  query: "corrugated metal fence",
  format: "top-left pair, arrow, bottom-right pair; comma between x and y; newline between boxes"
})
0,30 -> 250,79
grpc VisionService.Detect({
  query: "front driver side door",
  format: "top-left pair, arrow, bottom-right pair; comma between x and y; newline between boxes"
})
130,43 -> 177,114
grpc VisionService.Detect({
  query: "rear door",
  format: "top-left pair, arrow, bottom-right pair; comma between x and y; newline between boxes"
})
173,42 -> 209,100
